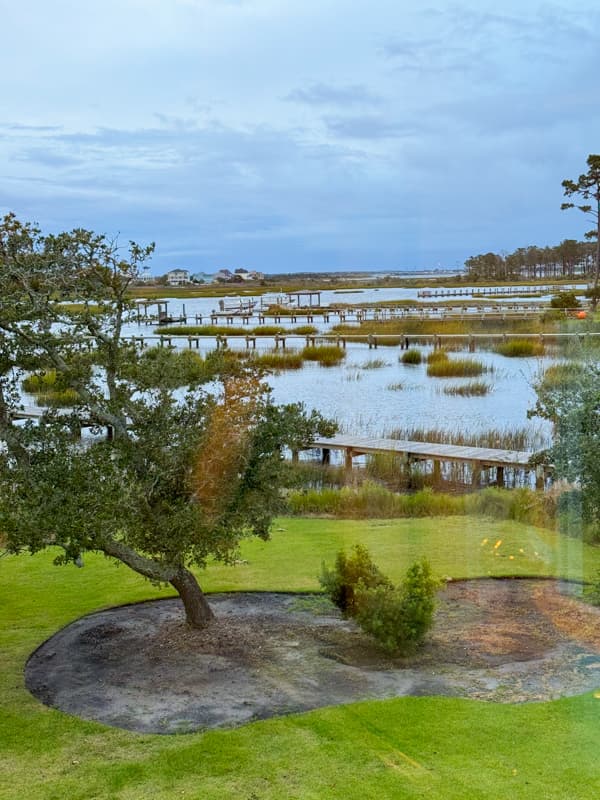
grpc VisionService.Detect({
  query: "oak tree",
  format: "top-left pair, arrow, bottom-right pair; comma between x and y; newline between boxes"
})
0,214 -> 334,628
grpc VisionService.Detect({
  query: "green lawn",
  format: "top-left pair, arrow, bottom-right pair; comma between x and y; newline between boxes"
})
1,516 -> 600,799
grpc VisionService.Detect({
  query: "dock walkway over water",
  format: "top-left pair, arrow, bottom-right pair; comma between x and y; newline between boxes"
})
305,434 -> 548,488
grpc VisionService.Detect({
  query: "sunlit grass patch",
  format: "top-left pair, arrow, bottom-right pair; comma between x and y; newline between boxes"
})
495,338 -> 545,357
427,357 -> 488,377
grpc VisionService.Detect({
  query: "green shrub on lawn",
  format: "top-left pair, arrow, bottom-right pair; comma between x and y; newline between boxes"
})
319,543 -> 390,615
320,546 -> 439,654
354,559 -> 439,655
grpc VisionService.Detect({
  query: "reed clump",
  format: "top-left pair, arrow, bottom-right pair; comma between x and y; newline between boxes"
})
401,349 -> 422,365
443,381 -> 491,396
361,358 -> 390,369
495,339 -> 544,357
301,345 -> 346,366
426,349 -> 449,364
251,350 -> 304,370
426,357 -> 488,377
538,362 -> 586,390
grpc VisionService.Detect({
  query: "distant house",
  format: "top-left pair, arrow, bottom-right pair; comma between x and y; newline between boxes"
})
214,269 -> 234,282
165,269 -> 190,286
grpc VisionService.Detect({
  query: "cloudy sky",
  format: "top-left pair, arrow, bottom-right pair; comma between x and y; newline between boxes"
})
1,1 -> 599,274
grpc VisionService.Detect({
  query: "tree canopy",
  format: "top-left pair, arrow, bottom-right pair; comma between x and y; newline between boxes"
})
561,154 -> 600,289
530,359 -> 600,541
0,214 -> 335,628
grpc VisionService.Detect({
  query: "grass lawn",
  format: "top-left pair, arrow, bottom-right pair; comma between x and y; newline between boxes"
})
1,515 -> 600,799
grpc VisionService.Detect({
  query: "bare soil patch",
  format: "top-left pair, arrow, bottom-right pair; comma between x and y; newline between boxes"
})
26,579 -> 600,734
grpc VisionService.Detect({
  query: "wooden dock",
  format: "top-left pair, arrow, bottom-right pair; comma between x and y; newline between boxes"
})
304,434 -> 549,489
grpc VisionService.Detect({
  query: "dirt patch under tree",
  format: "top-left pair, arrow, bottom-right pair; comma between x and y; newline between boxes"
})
26,579 -> 600,734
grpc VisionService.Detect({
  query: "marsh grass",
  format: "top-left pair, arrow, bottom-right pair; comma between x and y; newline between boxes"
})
301,345 -> 346,366
442,381 -> 491,396
401,349 -> 422,364
538,362 -> 586,390
426,349 -> 450,364
427,357 -> 488,377
388,425 -> 549,451
361,358 -> 390,369
251,350 -> 304,370
287,482 -> 556,527
387,382 -> 404,391
495,338 -> 545,357
22,370 -> 80,407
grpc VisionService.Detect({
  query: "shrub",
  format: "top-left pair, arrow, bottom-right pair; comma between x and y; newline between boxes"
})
495,339 -> 544,357
427,358 -> 487,377
354,559 -> 439,655
319,544 -> 390,615
550,291 -> 580,309
401,349 -> 422,364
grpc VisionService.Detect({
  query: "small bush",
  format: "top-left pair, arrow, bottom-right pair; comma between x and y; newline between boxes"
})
301,345 -> 346,366
550,291 -> 580,309
354,559 -> 439,655
401,349 -> 422,365
495,339 -> 544,357
319,544 -> 391,615
427,358 -> 487,377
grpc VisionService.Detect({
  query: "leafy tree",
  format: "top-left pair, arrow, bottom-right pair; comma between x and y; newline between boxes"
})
530,359 -> 600,541
0,214 -> 335,628
561,154 -> 600,292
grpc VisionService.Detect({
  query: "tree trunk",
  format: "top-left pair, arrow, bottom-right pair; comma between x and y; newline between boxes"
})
170,566 -> 215,628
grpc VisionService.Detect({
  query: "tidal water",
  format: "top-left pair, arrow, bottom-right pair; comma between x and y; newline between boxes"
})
123,293 -> 555,444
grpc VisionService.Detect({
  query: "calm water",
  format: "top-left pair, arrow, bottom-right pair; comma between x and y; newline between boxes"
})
123,290 -> 558,443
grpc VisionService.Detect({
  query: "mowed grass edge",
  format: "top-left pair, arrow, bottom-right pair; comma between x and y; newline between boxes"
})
1,515 -> 600,800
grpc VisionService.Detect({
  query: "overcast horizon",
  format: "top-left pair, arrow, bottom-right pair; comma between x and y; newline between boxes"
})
2,0 -> 599,275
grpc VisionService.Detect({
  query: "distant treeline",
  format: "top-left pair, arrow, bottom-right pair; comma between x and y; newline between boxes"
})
464,239 -> 595,281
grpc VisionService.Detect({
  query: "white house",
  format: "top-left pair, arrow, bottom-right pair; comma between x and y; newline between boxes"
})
165,269 -> 191,286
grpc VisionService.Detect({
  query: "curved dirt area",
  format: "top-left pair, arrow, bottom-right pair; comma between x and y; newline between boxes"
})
26,579 -> 600,734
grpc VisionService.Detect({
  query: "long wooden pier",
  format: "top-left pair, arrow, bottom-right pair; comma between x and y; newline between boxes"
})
303,434 -> 549,489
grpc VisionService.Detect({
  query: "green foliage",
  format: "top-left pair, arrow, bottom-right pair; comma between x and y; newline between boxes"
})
401,348 -> 422,364
0,214 -> 335,628
319,543 -> 390,615
550,291 -> 581,309
531,357 -> 600,539
22,369 -> 81,406
320,545 -> 439,655
354,559 -> 439,655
